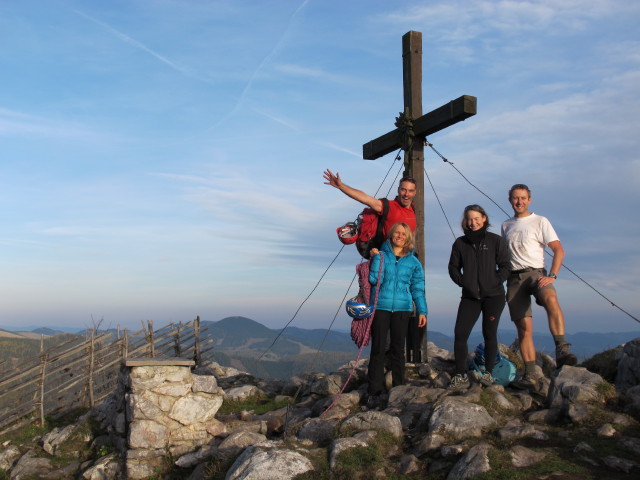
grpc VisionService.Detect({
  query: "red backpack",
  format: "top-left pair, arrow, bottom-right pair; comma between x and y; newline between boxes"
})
337,199 -> 392,259
354,198 -> 390,259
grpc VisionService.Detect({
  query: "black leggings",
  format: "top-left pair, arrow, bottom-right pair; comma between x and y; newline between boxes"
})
453,295 -> 505,374
367,310 -> 411,395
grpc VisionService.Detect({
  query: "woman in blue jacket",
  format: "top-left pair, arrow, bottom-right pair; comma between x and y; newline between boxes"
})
367,222 -> 428,408
448,205 -> 510,389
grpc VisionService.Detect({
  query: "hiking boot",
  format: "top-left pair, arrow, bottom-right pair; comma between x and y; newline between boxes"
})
511,372 -> 542,392
448,373 -> 470,390
556,342 -> 578,367
365,394 -> 381,411
479,371 -> 495,387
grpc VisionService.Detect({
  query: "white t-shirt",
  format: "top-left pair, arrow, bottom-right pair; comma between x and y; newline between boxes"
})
501,213 -> 559,270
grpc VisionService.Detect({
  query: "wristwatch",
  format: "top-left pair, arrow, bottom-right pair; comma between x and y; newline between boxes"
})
549,273 -> 557,279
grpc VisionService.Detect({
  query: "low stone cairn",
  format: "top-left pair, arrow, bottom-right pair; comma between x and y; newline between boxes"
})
1,339 -> 640,479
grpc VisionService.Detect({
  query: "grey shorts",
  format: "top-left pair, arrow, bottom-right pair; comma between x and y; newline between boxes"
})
506,268 -> 556,320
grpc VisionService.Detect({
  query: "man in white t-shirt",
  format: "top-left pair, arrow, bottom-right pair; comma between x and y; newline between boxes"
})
502,184 -> 577,390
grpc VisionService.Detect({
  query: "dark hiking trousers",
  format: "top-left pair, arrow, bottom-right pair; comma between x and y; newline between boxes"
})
368,309 -> 411,395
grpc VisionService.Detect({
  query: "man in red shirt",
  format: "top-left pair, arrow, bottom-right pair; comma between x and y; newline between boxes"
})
323,169 -> 417,236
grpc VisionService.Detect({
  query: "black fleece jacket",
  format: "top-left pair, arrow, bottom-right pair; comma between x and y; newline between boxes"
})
448,230 -> 510,300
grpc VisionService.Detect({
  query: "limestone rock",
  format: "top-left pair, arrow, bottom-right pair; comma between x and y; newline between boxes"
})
398,453 -> 421,474
496,423 -> 547,441
192,374 -> 219,393
509,445 -> 546,467
126,393 -> 164,421
41,425 -> 76,455
175,445 -> 217,468
615,338 -> 640,392
81,453 -> 120,480
224,385 -> 263,402
428,397 -> 496,441
169,394 -> 223,425
0,445 -> 21,471
128,420 -> 168,449
597,423 -> 617,437
329,437 -> 368,469
297,417 -> 336,444
310,374 -> 346,396
8,449 -> 56,480
548,366 -> 605,408
623,384 -> 640,418
339,411 -> 403,438
387,385 -> 446,408
447,442 -> 491,479
219,430 -> 267,454
602,455 -> 639,473
225,442 -> 314,480
414,433 -> 445,456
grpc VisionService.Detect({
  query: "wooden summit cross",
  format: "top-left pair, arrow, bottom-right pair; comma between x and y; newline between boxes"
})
363,31 -> 476,265
362,31 -> 476,362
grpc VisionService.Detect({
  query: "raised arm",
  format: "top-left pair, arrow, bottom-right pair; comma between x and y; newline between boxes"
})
323,169 -> 383,212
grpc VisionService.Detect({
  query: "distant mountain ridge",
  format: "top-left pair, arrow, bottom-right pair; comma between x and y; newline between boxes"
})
2,318 -> 639,374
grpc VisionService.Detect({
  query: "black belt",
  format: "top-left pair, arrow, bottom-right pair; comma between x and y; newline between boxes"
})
510,267 -> 544,274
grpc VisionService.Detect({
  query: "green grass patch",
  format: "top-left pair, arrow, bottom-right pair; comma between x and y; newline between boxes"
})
595,381 -> 618,402
332,444 -> 384,479
473,446 -> 592,480
0,419 -> 48,446
216,393 -> 292,416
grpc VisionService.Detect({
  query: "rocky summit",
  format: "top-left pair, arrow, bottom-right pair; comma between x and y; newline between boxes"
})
1,339 -> 640,479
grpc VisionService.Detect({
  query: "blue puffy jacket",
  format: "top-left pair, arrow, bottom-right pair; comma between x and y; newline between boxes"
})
369,240 -> 428,315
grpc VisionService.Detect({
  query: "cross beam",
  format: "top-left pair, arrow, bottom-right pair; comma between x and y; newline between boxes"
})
362,95 -> 477,160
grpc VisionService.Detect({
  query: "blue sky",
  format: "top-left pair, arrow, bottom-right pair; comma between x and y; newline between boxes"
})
1,0 -> 639,335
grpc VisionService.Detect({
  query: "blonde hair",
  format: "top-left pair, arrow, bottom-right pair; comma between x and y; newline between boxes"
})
388,222 -> 415,255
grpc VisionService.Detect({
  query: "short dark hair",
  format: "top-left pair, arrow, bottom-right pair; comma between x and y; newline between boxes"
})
509,184 -> 531,198
461,204 -> 490,231
399,176 -> 416,185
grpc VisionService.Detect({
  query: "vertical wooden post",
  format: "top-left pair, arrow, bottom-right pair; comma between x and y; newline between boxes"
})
88,328 -> 95,408
123,328 -> 129,359
148,319 -> 155,357
194,316 -> 201,367
402,31 -> 425,266
174,322 -> 182,357
38,352 -> 47,427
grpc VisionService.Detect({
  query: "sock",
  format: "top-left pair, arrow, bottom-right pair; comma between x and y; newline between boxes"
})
553,335 -> 566,346
525,361 -> 537,374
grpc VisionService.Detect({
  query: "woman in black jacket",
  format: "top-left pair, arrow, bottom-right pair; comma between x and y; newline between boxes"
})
448,205 -> 510,389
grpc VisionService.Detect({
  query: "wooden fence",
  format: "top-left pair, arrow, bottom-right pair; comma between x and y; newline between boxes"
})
0,316 -> 213,436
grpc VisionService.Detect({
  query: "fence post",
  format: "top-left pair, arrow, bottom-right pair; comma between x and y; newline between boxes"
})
88,328 -> 95,408
123,328 -> 129,359
174,322 -> 182,357
38,351 -> 47,428
194,316 -> 201,367
148,320 -> 155,357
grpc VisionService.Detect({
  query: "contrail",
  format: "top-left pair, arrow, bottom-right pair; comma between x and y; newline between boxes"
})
71,9 -> 192,77
208,0 -> 312,130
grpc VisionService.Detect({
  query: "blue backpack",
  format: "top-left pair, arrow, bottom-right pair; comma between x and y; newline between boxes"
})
468,343 -> 517,386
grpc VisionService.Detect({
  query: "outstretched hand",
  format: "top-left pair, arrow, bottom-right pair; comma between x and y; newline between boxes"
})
323,169 -> 342,189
